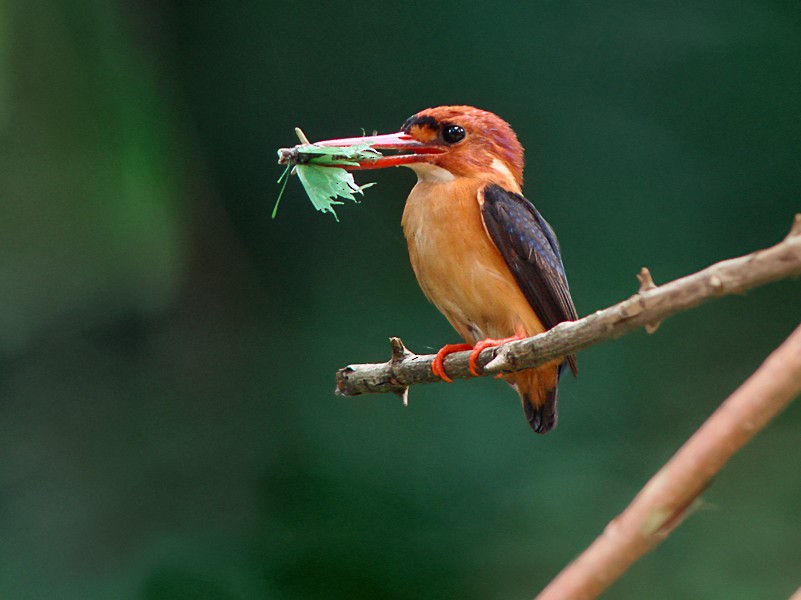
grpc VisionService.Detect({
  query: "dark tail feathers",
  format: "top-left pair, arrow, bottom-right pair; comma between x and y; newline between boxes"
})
522,386 -> 558,434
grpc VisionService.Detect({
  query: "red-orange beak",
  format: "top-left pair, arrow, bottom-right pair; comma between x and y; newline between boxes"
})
314,131 -> 443,170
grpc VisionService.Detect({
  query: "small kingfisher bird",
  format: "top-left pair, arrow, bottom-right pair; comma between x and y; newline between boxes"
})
315,106 -> 578,433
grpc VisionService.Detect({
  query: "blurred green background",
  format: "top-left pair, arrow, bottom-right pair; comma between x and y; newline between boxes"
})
2,2 -> 800,598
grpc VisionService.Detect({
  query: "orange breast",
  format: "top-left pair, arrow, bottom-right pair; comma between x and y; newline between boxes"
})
401,176 -> 546,344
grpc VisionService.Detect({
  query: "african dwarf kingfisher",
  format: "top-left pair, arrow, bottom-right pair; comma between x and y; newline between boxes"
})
315,106 -> 578,433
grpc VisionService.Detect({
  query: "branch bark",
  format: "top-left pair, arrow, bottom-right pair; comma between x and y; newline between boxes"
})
534,321 -> 801,600
336,215 -> 801,399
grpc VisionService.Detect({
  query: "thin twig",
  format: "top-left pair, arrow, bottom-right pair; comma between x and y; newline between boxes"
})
336,215 -> 801,398
534,321 -> 801,600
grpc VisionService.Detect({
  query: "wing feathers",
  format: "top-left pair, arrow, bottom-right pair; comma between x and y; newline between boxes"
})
480,184 -> 578,376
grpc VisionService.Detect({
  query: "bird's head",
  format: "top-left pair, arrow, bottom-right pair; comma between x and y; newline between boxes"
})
314,106 -> 525,188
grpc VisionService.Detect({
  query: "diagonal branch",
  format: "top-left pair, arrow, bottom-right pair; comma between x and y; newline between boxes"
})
335,215 -> 801,398
534,320 -> 801,599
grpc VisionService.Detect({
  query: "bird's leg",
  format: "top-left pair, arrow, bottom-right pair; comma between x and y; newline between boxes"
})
431,343 -> 473,383
468,335 -> 525,376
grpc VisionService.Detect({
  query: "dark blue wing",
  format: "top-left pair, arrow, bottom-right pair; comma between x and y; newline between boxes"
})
481,184 -> 578,375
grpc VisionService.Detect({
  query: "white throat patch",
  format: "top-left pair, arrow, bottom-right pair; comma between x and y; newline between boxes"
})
407,163 -> 456,183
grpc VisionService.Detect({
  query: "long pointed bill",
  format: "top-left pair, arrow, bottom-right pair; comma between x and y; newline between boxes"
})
313,131 -> 442,170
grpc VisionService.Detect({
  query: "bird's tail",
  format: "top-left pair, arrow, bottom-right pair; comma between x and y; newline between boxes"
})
505,363 -> 561,434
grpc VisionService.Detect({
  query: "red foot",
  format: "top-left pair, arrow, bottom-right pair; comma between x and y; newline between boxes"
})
469,335 -> 525,376
431,343 -> 472,383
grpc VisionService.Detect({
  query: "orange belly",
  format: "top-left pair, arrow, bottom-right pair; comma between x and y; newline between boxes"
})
401,176 -> 546,345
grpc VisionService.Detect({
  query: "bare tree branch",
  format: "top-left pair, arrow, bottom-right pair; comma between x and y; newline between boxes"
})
335,215 -> 801,398
534,321 -> 801,600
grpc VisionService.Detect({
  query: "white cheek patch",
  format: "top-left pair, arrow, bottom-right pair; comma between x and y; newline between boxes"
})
407,163 -> 456,183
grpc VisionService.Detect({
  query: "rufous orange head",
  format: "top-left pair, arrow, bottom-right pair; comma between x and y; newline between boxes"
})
314,106 -> 525,188
400,106 -> 524,186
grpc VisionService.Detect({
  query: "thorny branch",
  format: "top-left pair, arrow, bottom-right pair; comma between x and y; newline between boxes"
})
335,215 -> 801,401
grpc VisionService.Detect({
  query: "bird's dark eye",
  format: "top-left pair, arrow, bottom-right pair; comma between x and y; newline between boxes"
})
442,124 -> 466,144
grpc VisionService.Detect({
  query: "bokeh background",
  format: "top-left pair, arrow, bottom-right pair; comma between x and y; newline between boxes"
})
2,2 -> 800,599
